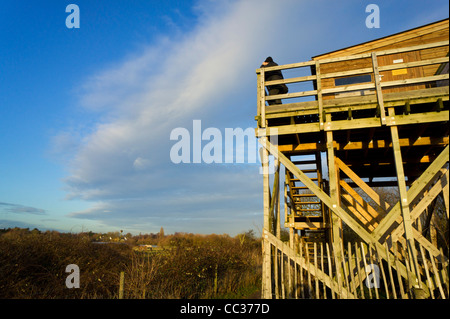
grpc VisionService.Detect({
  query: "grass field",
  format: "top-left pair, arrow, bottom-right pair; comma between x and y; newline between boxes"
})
0,228 -> 261,299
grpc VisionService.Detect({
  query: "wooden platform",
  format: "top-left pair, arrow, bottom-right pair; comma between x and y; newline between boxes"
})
256,34 -> 449,299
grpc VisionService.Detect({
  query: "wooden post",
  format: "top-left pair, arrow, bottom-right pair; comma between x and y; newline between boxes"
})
393,242 -> 407,299
333,243 -> 343,298
119,271 -> 125,299
368,245 -> 379,299
299,240 -> 304,298
272,159 -> 280,299
326,115 -> 342,245
374,244 -> 389,299
326,243 -> 335,299
315,61 -> 324,130
270,159 -> 280,235
341,241 -> 351,298
429,248 -> 446,298
314,243 -> 320,299
360,243 -> 372,299
348,242 -> 357,298
371,52 -> 386,125
355,243 -> 365,299
326,113 -> 343,283
388,107 -> 420,287
281,245 -> 285,299
385,242 -> 398,299
442,171 -> 449,219
262,144 -> 272,298
321,243 -> 327,298
419,244 -> 435,299
257,69 -> 266,128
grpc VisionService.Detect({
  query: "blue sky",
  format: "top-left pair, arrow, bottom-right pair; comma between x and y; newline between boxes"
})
0,0 -> 448,236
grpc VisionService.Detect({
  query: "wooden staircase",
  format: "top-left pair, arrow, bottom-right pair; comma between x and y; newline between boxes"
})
286,151 -> 329,250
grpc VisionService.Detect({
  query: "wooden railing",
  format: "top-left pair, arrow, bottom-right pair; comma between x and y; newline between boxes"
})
256,40 -> 449,130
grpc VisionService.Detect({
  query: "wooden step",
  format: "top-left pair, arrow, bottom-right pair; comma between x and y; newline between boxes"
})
294,201 -> 321,205
291,187 -> 309,191
292,160 -> 317,165
294,169 -> 318,173
297,209 -> 322,213
291,177 -> 319,181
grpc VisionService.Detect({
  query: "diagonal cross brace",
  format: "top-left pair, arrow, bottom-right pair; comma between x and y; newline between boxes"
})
373,145 -> 449,240
259,136 -> 418,283
335,151 -> 448,262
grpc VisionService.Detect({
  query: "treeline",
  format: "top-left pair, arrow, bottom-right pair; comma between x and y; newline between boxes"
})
0,228 -> 261,299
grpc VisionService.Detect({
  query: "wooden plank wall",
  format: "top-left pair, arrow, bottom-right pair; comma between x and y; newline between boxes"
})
314,19 -> 449,100
313,19 -> 449,60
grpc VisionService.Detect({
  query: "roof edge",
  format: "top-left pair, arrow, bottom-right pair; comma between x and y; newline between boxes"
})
312,17 -> 449,59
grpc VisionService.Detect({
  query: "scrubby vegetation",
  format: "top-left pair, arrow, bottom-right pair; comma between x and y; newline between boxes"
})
0,228 -> 261,299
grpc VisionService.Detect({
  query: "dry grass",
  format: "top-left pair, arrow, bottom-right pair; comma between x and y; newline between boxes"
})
0,228 -> 261,299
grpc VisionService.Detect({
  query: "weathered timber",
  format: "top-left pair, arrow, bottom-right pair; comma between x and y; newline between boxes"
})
257,21 -> 449,299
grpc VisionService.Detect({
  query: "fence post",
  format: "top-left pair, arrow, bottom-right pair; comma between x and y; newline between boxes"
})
214,264 -> 218,296
119,271 -> 125,299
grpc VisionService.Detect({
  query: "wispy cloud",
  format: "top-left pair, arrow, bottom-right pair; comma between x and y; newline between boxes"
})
56,0 -> 297,234
54,0 -> 446,235
0,202 -> 47,215
54,0 -> 365,234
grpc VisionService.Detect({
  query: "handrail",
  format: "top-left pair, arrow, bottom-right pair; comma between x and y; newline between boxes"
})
256,40 -> 449,129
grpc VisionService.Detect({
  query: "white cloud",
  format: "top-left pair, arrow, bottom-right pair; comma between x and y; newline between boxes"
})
60,0 -> 438,234
58,0 -> 327,234
63,0 -> 292,199
133,157 -> 151,170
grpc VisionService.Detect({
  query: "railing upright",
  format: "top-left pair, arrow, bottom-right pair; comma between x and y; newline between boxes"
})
257,69 -> 266,128
371,52 -> 387,125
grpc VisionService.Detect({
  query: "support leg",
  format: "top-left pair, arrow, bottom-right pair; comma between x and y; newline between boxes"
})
388,108 -> 420,289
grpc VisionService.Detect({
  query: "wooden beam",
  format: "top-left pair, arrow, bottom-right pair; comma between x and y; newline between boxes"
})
389,107 -> 420,282
263,85 -> 448,121
389,169 -> 449,261
266,74 -> 316,86
257,60 -> 316,72
326,114 -> 343,255
265,89 -> 318,101
373,145 -> 449,240
381,74 -> 449,89
260,136 -> 374,243
322,83 -> 375,95
269,159 -> 280,235
443,171 -> 450,220
278,142 -> 323,153
315,61 -> 324,130
276,136 -> 449,154
372,52 -> 386,125
257,69 -> 266,128
335,157 -> 391,212
284,222 -> 328,229
337,136 -> 448,151
340,180 -> 381,226
255,123 -> 320,137
341,193 -> 377,232
325,117 -> 381,132
259,136 -> 422,284
387,111 -> 449,126
261,144 -> 272,298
